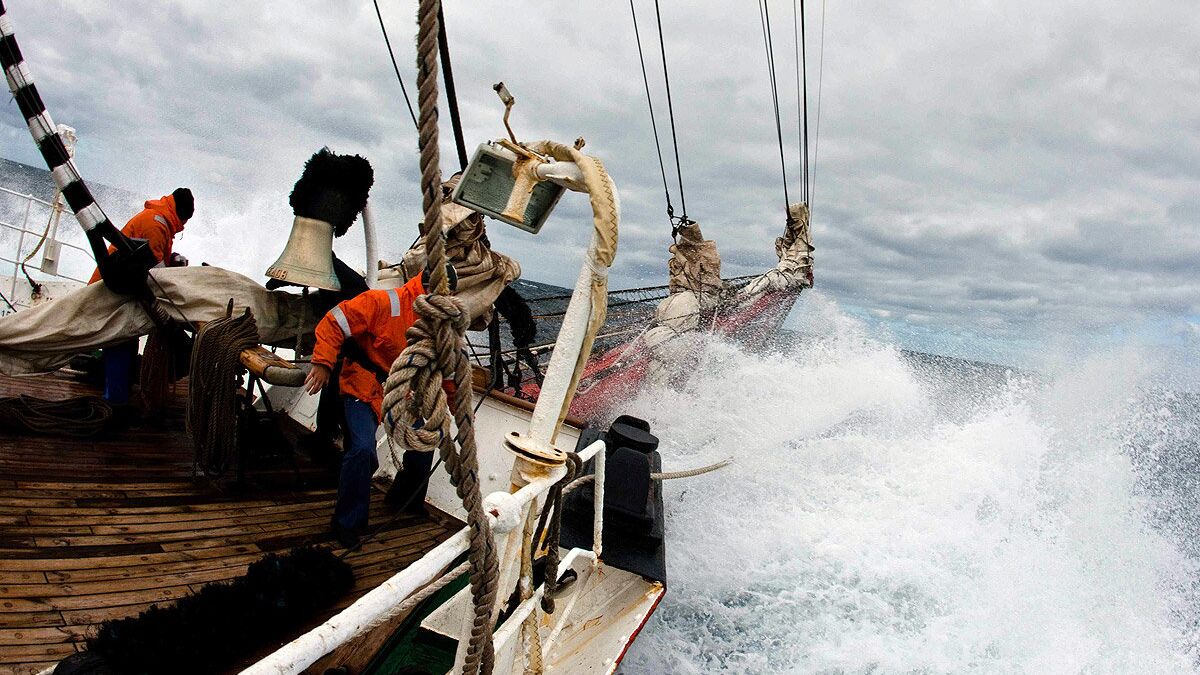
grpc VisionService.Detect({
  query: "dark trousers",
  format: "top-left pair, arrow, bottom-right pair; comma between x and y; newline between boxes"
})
382,406 -> 434,509
387,448 -> 434,510
102,340 -> 137,404
334,397 -> 379,532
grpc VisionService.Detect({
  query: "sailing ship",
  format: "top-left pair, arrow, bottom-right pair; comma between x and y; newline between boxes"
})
0,1 -> 816,673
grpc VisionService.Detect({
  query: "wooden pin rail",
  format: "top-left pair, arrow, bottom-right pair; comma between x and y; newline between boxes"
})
192,321 -> 306,387
241,346 -> 306,387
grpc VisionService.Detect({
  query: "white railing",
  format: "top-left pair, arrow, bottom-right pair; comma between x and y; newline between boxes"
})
0,185 -> 91,314
241,437 -> 608,675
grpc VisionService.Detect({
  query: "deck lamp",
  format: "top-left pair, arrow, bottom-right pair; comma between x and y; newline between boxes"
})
451,141 -> 567,234
451,82 -> 569,234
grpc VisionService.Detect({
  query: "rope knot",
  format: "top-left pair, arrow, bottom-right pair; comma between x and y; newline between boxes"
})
386,3 -> 501,669
414,292 -> 471,332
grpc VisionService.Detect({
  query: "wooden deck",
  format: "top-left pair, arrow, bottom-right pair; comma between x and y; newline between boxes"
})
0,372 -> 458,674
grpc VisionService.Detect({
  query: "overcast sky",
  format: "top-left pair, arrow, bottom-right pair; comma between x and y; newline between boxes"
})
2,0 -> 1197,368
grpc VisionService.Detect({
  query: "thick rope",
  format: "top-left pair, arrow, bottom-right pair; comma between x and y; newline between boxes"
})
137,328 -> 173,419
561,457 -> 733,496
652,457 -> 732,480
380,2 -> 498,672
519,507 -> 543,675
362,561 -> 469,632
187,309 -> 259,477
0,395 -> 110,436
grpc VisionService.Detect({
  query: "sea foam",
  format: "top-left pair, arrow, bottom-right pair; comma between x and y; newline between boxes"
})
621,293 -> 1198,674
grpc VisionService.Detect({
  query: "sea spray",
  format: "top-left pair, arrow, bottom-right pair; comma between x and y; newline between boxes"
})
621,295 -> 1198,673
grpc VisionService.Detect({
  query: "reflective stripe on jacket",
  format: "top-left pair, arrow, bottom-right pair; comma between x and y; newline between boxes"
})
311,275 -> 425,422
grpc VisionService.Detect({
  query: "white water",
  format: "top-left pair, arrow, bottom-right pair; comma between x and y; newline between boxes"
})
621,295 -> 1199,674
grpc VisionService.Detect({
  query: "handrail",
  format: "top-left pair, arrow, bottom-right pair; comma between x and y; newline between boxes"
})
0,221 -> 89,256
0,186 -> 54,208
240,438 -> 607,675
1,189 -> 92,307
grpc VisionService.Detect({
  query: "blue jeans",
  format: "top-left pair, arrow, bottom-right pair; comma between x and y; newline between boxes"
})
102,340 -> 137,404
334,397 -> 379,532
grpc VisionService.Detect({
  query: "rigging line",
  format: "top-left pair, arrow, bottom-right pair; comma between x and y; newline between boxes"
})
629,0 -> 675,220
758,0 -> 791,211
810,0 -> 827,210
799,0 -> 811,204
652,0 -> 688,220
792,0 -> 805,202
371,0 -> 419,131
437,3 -> 469,170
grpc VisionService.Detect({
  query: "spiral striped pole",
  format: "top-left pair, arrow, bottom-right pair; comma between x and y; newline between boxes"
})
0,1 -> 155,294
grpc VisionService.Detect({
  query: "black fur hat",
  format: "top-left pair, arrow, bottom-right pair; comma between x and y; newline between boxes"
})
172,187 -> 194,221
289,148 -> 374,237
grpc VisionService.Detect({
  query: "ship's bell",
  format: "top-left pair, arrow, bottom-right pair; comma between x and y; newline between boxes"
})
265,216 -> 341,291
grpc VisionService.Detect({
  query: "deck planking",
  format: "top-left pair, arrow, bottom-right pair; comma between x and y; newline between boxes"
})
0,372 -> 458,673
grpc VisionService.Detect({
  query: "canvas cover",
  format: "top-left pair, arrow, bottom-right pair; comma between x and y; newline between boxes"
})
0,266 -> 317,376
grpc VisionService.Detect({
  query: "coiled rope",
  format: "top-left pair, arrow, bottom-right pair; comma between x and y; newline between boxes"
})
138,328 -> 174,419
380,1 -> 498,672
187,309 -> 259,477
0,395 -> 111,437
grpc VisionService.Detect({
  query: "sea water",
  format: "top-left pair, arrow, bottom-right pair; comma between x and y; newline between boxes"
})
620,294 -> 1199,673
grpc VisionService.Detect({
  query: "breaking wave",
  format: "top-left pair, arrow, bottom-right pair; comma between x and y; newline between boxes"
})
621,294 -> 1199,673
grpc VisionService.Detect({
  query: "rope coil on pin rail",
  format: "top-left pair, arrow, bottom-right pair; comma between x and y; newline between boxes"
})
379,1 -> 498,672
187,304 -> 260,477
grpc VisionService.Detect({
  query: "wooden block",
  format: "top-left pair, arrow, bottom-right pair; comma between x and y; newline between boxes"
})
240,346 -> 305,387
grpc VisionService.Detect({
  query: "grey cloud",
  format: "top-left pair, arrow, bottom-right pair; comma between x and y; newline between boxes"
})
1,0 -> 1197,368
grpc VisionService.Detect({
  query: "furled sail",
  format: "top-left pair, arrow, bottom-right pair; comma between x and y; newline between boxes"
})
742,202 -> 814,295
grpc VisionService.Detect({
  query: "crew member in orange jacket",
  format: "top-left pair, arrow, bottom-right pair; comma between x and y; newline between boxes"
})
89,188 -> 194,405
303,274 -> 428,548
88,188 -> 194,284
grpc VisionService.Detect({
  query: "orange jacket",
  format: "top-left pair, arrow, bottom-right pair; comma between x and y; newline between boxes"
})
88,194 -> 186,284
311,275 -> 425,422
